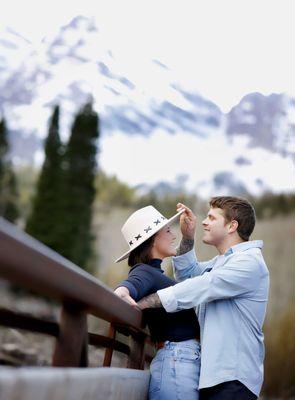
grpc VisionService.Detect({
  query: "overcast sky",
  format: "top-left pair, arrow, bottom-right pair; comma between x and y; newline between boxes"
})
1,0 -> 295,112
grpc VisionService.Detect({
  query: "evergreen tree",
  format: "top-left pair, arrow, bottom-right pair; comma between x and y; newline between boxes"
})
2,167 -> 19,222
26,106 -> 63,247
58,101 -> 99,271
0,117 -> 19,222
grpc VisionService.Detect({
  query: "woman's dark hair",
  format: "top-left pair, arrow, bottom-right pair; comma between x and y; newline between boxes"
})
128,234 -> 156,267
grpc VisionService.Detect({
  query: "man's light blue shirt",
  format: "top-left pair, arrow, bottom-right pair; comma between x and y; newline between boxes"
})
157,240 -> 269,397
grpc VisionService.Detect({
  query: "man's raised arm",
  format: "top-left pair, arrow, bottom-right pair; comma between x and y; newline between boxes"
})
175,203 -> 196,255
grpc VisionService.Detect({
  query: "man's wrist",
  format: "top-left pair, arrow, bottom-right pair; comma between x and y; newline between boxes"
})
176,237 -> 195,256
137,293 -> 163,310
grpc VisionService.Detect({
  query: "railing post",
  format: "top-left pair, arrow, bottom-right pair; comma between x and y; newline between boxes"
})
103,323 -> 116,367
52,302 -> 88,367
127,332 -> 146,370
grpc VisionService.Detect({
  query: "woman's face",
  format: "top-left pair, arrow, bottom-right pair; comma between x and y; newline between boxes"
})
151,225 -> 177,259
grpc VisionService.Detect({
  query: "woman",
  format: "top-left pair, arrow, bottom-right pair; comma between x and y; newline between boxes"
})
114,205 -> 201,400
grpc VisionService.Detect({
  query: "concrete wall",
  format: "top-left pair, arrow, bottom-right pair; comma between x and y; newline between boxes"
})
0,367 -> 150,400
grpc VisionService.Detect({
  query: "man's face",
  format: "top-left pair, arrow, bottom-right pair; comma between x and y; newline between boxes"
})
202,207 -> 230,246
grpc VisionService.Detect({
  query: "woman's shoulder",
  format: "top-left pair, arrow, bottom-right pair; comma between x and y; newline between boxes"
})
128,263 -> 161,278
129,263 -> 152,273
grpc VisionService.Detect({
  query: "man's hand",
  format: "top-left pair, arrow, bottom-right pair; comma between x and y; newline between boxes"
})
137,293 -> 163,310
177,203 -> 197,240
176,203 -> 196,255
114,286 -> 137,307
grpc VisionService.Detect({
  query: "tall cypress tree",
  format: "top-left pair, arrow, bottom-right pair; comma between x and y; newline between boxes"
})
58,101 -> 99,271
26,105 -> 63,247
0,117 -> 19,223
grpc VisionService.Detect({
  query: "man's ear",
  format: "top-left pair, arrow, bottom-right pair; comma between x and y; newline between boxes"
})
228,220 -> 238,233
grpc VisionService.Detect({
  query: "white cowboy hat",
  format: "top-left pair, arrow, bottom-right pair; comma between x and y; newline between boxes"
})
115,205 -> 185,263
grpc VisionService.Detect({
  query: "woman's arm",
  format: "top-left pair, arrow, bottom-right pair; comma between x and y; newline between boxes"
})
114,265 -> 155,305
114,286 -> 137,306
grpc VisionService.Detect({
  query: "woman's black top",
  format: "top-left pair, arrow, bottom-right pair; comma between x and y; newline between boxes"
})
119,259 -> 200,343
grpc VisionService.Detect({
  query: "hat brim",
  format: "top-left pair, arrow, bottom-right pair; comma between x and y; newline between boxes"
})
115,208 -> 185,263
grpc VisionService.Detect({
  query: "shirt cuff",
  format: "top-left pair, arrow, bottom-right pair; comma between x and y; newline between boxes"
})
172,249 -> 197,270
157,286 -> 178,313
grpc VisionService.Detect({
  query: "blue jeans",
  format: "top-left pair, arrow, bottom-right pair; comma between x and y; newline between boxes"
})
149,339 -> 201,400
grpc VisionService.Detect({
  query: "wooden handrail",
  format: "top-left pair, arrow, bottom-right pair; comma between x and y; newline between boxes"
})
0,307 -> 130,355
0,218 -> 142,329
0,218 -> 153,368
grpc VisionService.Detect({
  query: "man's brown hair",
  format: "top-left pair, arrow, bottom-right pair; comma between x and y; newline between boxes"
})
209,196 -> 256,241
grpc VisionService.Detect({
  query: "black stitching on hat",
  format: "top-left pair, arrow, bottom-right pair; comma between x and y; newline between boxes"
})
161,216 -> 165,220
154,219 -> 160,225
129,240 -> 133,246
144,226 -> 152,233
135,234 -> 142,240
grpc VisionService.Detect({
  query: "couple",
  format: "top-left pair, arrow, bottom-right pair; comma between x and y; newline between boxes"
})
114,196 -> 269,400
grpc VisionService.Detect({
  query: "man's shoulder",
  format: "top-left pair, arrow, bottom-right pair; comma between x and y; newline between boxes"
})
226,248 -> 269,275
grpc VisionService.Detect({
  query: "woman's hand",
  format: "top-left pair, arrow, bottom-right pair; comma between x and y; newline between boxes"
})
177,203 -> 197,240
114,286 -> 138,307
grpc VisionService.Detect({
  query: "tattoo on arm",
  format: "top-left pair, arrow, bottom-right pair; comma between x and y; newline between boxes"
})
137,293 -> 163,309
176,237 -> 194,256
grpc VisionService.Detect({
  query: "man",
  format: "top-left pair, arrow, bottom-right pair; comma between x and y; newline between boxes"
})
116,196 -> 269,399
139,197 -> 269,400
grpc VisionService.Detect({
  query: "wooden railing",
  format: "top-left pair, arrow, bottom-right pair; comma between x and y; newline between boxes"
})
0,218 -> 154,369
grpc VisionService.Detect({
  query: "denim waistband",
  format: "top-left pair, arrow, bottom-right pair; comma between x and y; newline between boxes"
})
162,339 -> 201,350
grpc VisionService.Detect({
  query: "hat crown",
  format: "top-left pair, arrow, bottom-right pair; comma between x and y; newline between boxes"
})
122,206 -> 166,249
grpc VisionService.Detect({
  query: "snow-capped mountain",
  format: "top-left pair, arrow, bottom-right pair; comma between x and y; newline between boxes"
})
0,16 -> 294,196
227,92 -> 295,158
0,16 -> 223,139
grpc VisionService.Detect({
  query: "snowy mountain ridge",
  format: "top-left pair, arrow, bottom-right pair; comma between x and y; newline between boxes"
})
0,16 -> 294,196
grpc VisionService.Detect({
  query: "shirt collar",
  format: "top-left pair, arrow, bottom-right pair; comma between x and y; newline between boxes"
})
148,258 -> 163,269
224,240 -> 263,256
131,258 -> 164,272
